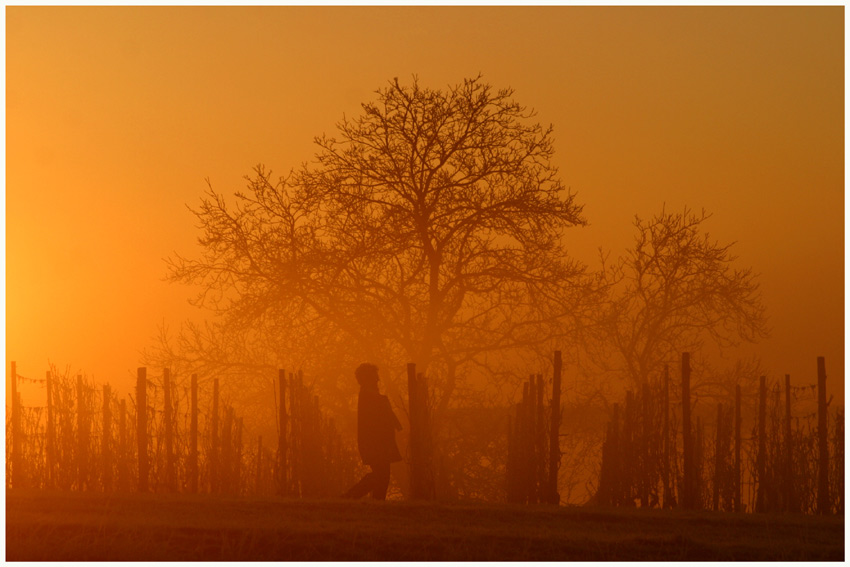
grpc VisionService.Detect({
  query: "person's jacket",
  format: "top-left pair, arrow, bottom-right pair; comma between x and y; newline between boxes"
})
357,388 -> 402,465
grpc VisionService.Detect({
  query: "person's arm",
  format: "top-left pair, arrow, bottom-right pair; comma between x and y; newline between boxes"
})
384,397 -> 403,431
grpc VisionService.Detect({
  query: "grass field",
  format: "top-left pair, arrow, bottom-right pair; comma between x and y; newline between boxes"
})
5,490 -> 844,561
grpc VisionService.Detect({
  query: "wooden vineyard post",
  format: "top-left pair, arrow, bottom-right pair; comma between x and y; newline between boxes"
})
137,367 -> 148,492
46,370 -> 55,488
611,403 -> 621,505
407,363 -> 435,501
784,374 -> 796,512
164,368 -> 174,492
734,383 -> 742,513
681,353 -> 693,509
256,436 -> 263,495
103,384 -> 113,492
119,399 -> 127,491
714,403 -> 723,511
548,350 -> 562,505
817,356 -> 829,514
522,374 -> 537,504
695,416 -> 703,509
222,407 -> 233,493
756,375 -> 766,512
235,417 -> 243,495
536,373 -> 545,503
10,361 -> 21,489
662,365 -> 671,508
211,378 -> 219,493
289,372 -> 300,497
641,381 -> 650,508
624,390 -> 635,506
77,374 -> 87,491
408,363 -> 422,499
407,363 -> 421,499
189,374 -> 198,494
278,369 -> 288,496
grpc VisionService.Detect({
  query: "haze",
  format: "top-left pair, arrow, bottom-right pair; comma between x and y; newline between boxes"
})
6,6 -> 844,403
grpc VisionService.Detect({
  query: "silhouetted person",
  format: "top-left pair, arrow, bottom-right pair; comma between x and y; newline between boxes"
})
342,363 -> 402,500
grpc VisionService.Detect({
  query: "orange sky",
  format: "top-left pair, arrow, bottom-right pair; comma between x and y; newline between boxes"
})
6,7 -> 844,403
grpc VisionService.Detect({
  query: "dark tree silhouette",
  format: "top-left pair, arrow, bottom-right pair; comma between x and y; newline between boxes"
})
166,76 -> 588,413
596,207 -> 768,388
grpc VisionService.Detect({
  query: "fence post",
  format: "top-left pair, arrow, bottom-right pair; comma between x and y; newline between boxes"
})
407,363 -> 421,499
256,435 -> 263,495
137,367 -> 148,492
10,361 -> 21,489
784,374 -> 795,512
714,402 -> 722,511
662,364 -> 671,508
695,416 -> 704,509
289,372 -> 300,497
817,356 -> 829,514
164,368 -> 174,492
119,399 -> 127,491
548,350 -> 562,505
641,380 -> 650,508
190,374 -> 198,494
535,373 -> 545,503
756,375 -> 766,512
278,369 -> 288,496
681,352 -> 693,509
624,389 -> 635,506
211,378 -> 219,493
734,383 -> 742,513
611,403 -> 621,505
103,384 -> 112,492
47,370 -> 55,488
222,406 -> 233,493
235,416 -> 243,496
77,374 -> 87,491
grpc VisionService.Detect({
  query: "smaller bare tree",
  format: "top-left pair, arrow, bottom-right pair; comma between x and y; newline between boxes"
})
595,207 -> 768,389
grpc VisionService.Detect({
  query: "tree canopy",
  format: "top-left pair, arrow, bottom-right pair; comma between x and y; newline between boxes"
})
167,76 -> 588,411
595,208 -> 768,388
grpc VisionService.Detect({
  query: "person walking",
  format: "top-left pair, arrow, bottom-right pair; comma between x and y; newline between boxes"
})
342,363 -> 402,500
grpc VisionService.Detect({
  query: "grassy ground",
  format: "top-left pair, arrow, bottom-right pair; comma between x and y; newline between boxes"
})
5,490 -> 844,561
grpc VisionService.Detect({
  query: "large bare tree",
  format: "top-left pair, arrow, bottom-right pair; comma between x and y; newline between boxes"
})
166,76 -> 588,413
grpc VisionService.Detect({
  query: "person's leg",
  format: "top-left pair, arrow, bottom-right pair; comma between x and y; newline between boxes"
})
342,469 -> 376,499
370,461 -> 391,500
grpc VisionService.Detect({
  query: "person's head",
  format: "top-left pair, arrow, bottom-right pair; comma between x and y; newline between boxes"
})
355,363 -> 379,388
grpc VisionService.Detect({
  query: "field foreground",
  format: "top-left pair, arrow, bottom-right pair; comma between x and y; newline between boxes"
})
6,490 -> 844,561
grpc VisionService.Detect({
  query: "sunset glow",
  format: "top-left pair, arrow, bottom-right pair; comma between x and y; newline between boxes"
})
5,6 -> 845,561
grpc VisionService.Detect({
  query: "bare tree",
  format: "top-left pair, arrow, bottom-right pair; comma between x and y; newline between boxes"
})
596,207 -> 768,389
166,76 -> 588,414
